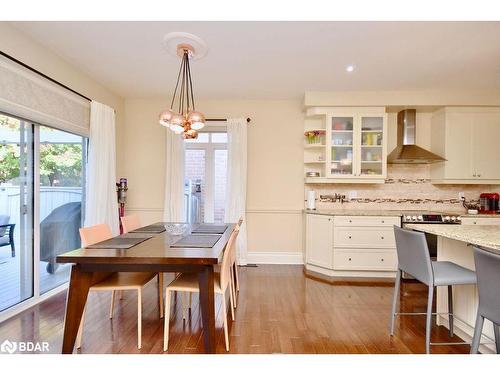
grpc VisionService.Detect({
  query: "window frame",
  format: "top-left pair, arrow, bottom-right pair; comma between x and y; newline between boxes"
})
185,130 -> 227,223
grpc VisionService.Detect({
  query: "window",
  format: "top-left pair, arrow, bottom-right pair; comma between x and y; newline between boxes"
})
184,132 -> 227,223
0,113 -> 86,312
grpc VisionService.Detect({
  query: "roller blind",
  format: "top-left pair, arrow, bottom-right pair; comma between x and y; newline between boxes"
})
0,54 -> 90,136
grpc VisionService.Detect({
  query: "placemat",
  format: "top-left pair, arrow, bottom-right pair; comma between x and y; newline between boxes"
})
85,236 -> 151,249
191,224 -> 228,234
171,234 -> 221,248
130,224 -> 166,233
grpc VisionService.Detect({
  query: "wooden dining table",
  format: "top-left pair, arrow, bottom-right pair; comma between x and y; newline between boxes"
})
56,222 -> 235,354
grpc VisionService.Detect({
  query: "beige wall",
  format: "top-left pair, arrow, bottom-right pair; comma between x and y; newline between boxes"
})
0,23 -> 125,169
122,98 -> 305,258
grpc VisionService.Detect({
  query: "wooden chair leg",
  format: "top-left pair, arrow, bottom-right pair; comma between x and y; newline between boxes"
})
163,290 -> 171,351
234,263 -> 240,292
221,295 -> 229,351
158,273 -> 164,318
109,290 -> 116,319
229,267 -> 237,309
119,290 -> 124,300
189,292 -> 192,310
137,288 -> 142,349
228,285 -> 235,321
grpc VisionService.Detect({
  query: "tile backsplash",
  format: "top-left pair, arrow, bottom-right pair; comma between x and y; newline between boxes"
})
307,164 -> 500,214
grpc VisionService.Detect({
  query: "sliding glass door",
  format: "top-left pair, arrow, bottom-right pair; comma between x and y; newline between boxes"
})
39,126 -> 86,294
0,113 -> 86,312
0,114 -> 34,311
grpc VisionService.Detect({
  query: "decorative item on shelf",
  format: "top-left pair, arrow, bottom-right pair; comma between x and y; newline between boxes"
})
305,171 -> 320,178
158,43 -> 205,139
304,130 -> 325,144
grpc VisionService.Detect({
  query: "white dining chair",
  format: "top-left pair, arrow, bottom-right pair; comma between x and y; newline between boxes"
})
163,225 -> 240,352
76,223 -> 160,350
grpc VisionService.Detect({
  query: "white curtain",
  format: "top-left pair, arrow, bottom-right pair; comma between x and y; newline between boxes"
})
163,129 -> 185,222
225,118 -> 248,265
84,101 -> 120,235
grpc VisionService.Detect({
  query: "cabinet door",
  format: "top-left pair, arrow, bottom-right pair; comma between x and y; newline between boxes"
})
328,115 -> 355,177
472,112 -> 500,179
305,214 -> 334,269
444,112 -> 473,179
358,115 -> 386,178
461,217 -> 500,225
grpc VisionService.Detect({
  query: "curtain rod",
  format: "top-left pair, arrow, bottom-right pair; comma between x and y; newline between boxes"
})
206,118 -> 251,123
0,50 -> 93,102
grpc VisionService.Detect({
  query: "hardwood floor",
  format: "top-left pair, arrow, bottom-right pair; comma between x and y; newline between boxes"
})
0,265 -> 469,354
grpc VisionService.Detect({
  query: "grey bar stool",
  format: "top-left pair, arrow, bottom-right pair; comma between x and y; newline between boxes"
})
390,226 -> 477,354
470,246 -> 500,354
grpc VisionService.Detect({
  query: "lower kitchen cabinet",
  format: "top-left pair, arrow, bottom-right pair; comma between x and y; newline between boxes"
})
305,213 -> 401,279
460,216 -> 500,225
305,213 -> 334,269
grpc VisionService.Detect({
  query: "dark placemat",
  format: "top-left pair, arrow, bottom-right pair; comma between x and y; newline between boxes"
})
130,224 -> 166,233
85,236 -> 151,249
119,233 -> 154,239
171,234 -> 221,248
191,224 -> 228,234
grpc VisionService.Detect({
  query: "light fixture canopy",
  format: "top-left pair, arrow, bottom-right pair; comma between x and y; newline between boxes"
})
158,42 -> 205,139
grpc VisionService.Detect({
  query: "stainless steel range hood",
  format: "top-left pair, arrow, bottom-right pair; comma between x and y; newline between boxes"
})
387,109 -> 446,164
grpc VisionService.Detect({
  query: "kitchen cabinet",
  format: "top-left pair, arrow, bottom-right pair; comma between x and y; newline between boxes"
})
461,216 -> 500,225
304,213 -> 400,279
430,107 -> 500,184
304,107 -> 387,184
305,214 -> 334,270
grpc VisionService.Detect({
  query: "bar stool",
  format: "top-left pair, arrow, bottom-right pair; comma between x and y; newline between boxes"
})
390,226 -> 477,354
470,246 -> 500,354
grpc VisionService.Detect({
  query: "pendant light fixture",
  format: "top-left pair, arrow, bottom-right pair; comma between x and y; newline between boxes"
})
159,43 -> 205,139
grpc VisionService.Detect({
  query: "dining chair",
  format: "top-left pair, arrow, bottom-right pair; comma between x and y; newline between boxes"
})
76,223 -> 160,350
163,225 -> 240,352
228,218 -> 243,308
121,214 -> 141,233
121,214 -> 164,317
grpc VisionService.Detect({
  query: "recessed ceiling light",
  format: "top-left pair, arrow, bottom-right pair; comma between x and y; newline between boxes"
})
346,65 -> 355,73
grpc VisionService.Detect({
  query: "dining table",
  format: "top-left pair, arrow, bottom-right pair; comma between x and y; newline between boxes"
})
56,222 -> 235,354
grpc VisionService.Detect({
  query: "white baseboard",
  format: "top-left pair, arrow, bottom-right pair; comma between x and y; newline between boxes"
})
246,251 -> 304,265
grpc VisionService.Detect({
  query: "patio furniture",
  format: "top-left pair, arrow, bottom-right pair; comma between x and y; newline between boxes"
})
40,202 -> 81,273
0,214 -> 15,257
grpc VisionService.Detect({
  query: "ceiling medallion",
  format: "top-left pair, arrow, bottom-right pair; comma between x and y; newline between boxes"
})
159,43 -> 205,139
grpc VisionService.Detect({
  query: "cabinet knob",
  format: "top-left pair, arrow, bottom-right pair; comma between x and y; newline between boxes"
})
473,173 -> 477,177
473,221 -> 477,225
381,236 -> 384,240
328,218 -> 331,221
348,236 -> 352,239
478,174 -> 482,177
381,258 -> 384,262
349,220 -> 352,223
348,257 -> 352,261
381,220 -> 385,223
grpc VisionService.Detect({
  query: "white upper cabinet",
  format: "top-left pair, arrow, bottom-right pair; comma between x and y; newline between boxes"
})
305,107 -> 387,183
430,107 -> 500,183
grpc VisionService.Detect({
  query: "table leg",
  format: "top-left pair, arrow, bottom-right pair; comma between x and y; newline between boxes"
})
61,265 -> 110,354
198,265 -> 216,353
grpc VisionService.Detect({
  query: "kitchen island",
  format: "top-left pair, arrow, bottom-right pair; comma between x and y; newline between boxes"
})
405,224 -> 500,353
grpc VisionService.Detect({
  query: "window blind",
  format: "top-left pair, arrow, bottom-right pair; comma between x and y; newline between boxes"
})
0,54 -> 90,136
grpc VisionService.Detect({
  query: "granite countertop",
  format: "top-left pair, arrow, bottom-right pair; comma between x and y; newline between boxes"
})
303,209 -> 404,217
461,213 -> 500,218
405,223 -> 500,253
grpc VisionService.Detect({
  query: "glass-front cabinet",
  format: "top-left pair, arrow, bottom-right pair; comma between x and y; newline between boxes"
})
325,109 -> 387,180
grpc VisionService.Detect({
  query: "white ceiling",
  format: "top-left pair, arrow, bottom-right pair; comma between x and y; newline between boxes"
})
10,21 -> 500,99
